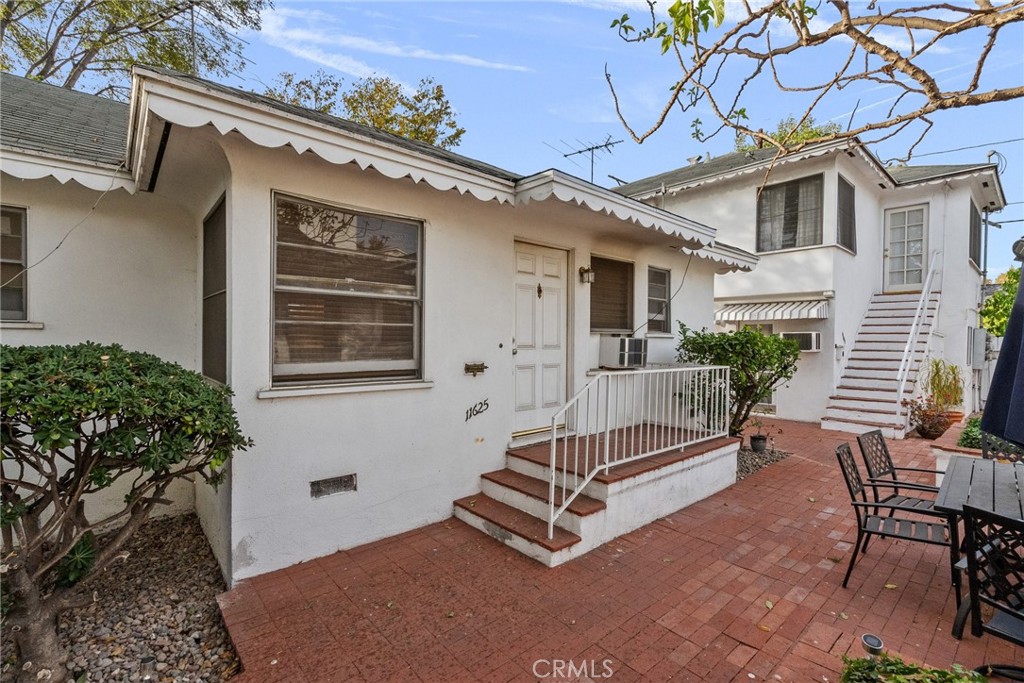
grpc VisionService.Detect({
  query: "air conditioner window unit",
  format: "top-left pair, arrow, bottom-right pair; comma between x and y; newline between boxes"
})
779,331 -> 821,352
599,336 -> 648,369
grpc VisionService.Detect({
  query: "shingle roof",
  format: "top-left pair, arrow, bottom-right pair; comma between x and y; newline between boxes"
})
614,148 -> 781,197
138,66 -> 524,183
1,72 -> 129,166
886,164 -> 992,184
614,143 -> 996,197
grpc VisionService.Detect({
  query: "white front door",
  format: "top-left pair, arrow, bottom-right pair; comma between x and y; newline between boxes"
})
513,242 -> 568,435
884,205 -> 928,292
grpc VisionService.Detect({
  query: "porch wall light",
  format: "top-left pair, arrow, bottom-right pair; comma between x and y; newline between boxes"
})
579,265 -> 596,284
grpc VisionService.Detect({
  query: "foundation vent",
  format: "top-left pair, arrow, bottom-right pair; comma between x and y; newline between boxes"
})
310,473 -> 357,499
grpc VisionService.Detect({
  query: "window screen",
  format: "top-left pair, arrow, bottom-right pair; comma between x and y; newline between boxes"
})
756,175 -> 823,252
590,257 -> 633,332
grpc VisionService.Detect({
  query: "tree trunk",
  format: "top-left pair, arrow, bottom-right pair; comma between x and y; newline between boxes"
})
6,564 -> 70,683
12,610 -> 69,683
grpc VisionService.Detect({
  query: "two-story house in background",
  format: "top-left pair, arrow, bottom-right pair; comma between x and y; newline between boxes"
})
617,140 -> 1006,437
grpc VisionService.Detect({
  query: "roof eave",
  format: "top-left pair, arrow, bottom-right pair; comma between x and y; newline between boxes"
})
0,146 -> 134,193
130,66 -> 518,204
514,169 -> 717,249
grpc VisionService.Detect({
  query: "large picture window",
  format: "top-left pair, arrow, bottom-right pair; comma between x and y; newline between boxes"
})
590,256 -> 633,333
837,176 -> 857,253
969,201 -> 982,268
756,175 -> 823,252
1,206 -> 27,321
273,195 -> 422,384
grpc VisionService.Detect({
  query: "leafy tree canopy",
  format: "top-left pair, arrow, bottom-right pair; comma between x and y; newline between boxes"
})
981,266 -> 1021,337
676,325 -> 800,436
608,0 -> 1024,160
0,0 -> 270,97
1,342 -> 251,681
735,115 -> 841,152
266,70 -> 466,150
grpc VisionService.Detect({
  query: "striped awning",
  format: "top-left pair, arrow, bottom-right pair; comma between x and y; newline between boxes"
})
715,299 -> 830,323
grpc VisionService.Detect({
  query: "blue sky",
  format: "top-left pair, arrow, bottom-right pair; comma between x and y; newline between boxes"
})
231,1 -> 1024,277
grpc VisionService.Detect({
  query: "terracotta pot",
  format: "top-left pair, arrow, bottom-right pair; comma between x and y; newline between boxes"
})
943,411 -> 965,425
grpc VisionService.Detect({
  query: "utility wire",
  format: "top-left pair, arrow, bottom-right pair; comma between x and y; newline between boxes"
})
1,163 -> 126,288
910,137 -> 1023,159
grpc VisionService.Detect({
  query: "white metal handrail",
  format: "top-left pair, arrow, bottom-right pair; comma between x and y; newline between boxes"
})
547,365 -> 730,539
894,250 -> 941,414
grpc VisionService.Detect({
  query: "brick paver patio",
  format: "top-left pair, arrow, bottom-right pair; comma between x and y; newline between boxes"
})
217,420 -> 1024,682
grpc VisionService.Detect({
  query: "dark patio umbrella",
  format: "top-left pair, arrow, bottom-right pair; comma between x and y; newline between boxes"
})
982,272 -> 1024,448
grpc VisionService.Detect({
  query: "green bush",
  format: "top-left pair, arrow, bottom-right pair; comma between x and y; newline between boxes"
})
980,267 -> 1020,337
957,416 -> 983,449
842,653 -> 984,682
676,324 -> 800,436
1,342 -> 251,680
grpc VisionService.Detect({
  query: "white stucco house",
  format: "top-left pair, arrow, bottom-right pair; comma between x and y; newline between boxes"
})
0,69 -> 757,582
616,142 -> 1006,436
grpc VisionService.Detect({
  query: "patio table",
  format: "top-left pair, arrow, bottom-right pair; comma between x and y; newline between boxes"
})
934,454 -> 1024,638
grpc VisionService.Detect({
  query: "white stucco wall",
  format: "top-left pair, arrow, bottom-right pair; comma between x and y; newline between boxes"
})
0,174 -> 197,362
215,138 -> 719,580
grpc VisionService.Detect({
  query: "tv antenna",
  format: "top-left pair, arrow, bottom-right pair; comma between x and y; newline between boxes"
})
544,135 -> 623,183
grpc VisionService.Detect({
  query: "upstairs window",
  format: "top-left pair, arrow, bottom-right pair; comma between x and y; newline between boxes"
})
647,267 -> 671,334
273,194 -> 422,385
969,201 -> 982,268
1,206 -> 27,321
756,175 -> 823,252
837,176 -> 857,253
590,256 -> 633,333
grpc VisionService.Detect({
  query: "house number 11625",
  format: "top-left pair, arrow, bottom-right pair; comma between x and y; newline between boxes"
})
465,399 -> 489,422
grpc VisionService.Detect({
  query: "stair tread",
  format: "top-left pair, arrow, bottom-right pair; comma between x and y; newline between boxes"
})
482,469 -> 605,516
454,494 -> 580,552
822,415 -> 906,428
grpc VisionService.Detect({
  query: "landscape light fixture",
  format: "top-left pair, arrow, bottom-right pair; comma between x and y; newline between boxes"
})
1013,238 -> 1024,262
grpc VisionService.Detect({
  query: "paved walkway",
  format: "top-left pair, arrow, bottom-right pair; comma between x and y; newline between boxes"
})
218,420 -> 1024,682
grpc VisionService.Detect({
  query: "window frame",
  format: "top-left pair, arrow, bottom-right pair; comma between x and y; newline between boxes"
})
969,200 -> 982,269
590,256 -> 634,334
755,174 -> 824,253
202,197 -> 227,384
646,266 -> 671,334
1,205 -> 28,322
271,192 -> 424,386
836,175 -> 857,254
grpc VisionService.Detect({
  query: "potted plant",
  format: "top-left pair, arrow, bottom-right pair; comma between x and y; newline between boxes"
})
922,358 -> 965,423
745,418 -> 780,452
902,396 -> 952,439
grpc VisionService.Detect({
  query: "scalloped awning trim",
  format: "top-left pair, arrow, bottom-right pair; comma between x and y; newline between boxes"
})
0,148 -> 134,193
514,170 -> 716,249
132,73 -> 517,205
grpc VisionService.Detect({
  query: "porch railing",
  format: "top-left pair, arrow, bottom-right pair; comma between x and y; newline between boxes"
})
547,365 -> 730,538
894,250 -> 941,417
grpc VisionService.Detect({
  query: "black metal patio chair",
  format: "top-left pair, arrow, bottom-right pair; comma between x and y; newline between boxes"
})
982,431 -> 1024,464
857,430 -> 942,508
836,443 -> 961,601
962,504 -> 1024,680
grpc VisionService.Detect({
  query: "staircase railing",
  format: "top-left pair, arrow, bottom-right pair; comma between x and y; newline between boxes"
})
547,364 -> 730,539
894,250 -> 941,416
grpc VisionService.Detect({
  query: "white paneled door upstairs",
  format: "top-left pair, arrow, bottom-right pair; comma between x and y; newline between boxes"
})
513,242 -> 568,436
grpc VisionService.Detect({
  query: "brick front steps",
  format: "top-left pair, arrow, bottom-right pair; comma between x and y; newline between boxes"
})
453,434 -> 740,566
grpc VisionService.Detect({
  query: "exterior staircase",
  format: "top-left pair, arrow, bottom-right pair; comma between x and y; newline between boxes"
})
821,291 -> 939,439
453,434 -> 738,566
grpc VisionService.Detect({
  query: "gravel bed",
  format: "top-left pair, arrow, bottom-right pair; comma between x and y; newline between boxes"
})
2,514 -> 239,683
737,447 -> 790,480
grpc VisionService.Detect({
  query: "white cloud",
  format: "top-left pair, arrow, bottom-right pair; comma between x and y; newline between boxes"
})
259,9 -> 531,73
